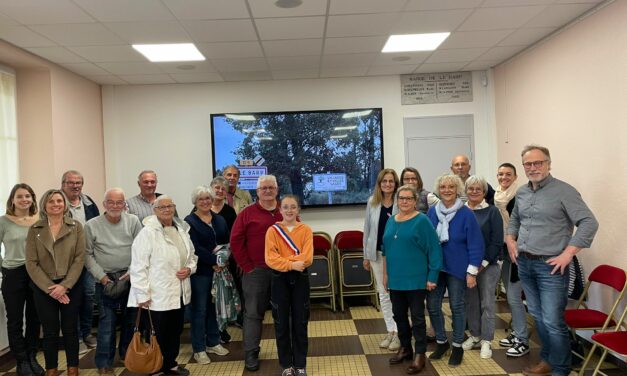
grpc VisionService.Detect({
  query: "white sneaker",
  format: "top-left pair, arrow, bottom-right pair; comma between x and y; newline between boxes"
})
193,352 -> 211,364
207,344 -> 230,356
480,340 -> 492,359
388,333 -> 401,351
379,332 -> 394,348
461,336 -> 481,350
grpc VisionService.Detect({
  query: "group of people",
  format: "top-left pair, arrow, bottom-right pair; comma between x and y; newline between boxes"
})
0,144 -> 598,376
363,146 -> 598,376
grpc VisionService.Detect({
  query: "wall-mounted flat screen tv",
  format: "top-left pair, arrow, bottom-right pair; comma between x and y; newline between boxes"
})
211,108 -> 383,208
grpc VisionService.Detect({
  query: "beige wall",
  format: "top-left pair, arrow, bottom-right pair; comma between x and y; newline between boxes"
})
494,0 -> 627,281
1,40 -> 105,205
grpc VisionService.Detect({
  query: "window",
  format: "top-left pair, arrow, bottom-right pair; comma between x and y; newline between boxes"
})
0,66 -> 18,215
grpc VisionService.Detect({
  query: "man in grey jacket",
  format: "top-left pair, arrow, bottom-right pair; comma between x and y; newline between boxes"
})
85,188 -> 142,376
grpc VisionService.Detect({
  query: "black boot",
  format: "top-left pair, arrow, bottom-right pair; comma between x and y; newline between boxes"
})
448,346 -> 463,367
28,352 -> 45,376
16,353 -> 35,376
428,342 -> 450,360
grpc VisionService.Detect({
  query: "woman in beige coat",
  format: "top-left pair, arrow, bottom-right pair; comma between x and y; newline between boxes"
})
25,189 -> 85,376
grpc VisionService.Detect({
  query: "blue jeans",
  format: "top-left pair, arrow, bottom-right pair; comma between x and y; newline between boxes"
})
518,256 -> 571,376
501,257 -> 529,343
190,274 -> 220,353
94,283 -> 134,369
427,272 -> 466,345
78,268 -> 96,339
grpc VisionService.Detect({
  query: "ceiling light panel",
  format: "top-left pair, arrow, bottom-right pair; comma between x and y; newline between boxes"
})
382,33 -> 450,53
132,43 -> 205,62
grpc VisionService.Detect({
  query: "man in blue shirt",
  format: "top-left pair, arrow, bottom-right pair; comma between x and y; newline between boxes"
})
506,145 -> 598,376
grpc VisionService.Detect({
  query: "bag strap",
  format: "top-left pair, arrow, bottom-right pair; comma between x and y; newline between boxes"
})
133,308 -> 156,335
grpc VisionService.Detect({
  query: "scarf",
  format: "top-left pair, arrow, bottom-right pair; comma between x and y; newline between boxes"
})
494,183 -> 518,235
434,198 -> 464,243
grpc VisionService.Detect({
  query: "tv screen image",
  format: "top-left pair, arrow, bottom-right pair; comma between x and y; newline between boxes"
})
211,108 -> 383,208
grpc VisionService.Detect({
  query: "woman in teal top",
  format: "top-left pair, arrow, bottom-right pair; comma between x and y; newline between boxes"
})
1,183 -> 44,376
383,185 -> 442,375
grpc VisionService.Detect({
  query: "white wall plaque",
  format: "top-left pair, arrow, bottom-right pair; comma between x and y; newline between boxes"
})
401,71 -> 473,105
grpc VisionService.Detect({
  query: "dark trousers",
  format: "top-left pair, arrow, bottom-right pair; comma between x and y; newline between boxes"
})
271,270 -> 310,369
242,268 -> 272,353
31,280 -> 83,369
147,304 -> 185,371
390,289 -> 427,354
1,266 -> 41,360
77,268 -> 95,340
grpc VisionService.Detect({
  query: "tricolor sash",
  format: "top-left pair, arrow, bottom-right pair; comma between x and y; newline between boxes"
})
271,224 -> 300,255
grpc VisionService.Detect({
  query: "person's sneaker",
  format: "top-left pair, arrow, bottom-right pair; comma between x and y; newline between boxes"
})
207,344 -> 229,356
281,367 -> 294,376
506,341 -> 530,357
295,368 -> 307,376
193,352 -> 211,365
84,334 -> 97,348
78,341 -> 89,355
448,346 -> 464,367
164,366 -> 189,376
388,333 -> 401,351
379,332 -> 394,348
220,329 -> 231,344
428,341 -> 450,360
480,340 -> 492,359
499,333 -> 517,347
461,336 -> 481,351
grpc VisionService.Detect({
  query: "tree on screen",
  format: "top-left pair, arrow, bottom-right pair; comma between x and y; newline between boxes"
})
227,111 -> 381,202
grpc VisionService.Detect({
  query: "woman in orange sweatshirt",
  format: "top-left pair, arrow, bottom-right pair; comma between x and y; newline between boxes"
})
265,195 -> 313,376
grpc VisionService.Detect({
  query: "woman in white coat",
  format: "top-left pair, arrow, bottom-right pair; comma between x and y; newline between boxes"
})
128,196 -> 198,376
363,168 -> 400,351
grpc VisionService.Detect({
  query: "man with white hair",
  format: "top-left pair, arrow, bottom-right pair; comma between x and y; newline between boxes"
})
127,170 -> 165,223
85,188 -> 142,376
230,175 -> 282,372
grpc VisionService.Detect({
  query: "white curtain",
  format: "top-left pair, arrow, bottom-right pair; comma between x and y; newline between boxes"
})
0,70 -> 18,215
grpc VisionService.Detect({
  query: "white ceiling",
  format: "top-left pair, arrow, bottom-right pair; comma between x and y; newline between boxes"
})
0,0 -> 606,85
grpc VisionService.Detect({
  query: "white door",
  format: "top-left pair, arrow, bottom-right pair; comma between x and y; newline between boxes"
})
403,115 -> 474,190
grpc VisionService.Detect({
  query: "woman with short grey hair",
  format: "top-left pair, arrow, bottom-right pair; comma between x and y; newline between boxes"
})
210,177 -> 237,231
184,187 -> 231,365
461,176 -> 503,359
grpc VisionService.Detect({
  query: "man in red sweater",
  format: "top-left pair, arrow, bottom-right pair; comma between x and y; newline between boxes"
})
230,175 -> 282,372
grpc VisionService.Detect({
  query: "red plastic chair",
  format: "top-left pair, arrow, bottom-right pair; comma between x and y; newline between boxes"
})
333,230 -> 378,311
564,265 -> 627,374
588,304 -> 627,376
310,232 -> 336,311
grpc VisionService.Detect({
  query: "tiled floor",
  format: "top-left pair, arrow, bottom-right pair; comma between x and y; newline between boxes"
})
0,300 -> 622,376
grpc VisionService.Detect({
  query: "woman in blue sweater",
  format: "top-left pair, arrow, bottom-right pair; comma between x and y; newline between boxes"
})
427,174 -> 484,367
383,185 -> 442,374
461,176 -> 503,359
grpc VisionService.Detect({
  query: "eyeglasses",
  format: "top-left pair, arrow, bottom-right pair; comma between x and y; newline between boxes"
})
105,200 -> 126,207
155,204 -> 176,211
467,187 -> 484,193
403,177 -> 418,182
398,196 -> 416,202
64,181 -> 83,186
522,160 -> 548,169
258,186 -> 277,191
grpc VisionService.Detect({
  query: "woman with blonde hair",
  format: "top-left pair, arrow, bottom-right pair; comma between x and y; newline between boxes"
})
26,189 -> 85,376
363,168 -> 400,351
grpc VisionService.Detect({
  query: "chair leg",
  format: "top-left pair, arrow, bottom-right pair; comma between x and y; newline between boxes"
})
590,349 -> 608,376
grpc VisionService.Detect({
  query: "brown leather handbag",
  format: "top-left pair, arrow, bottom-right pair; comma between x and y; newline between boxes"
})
124,308 -> 163,374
